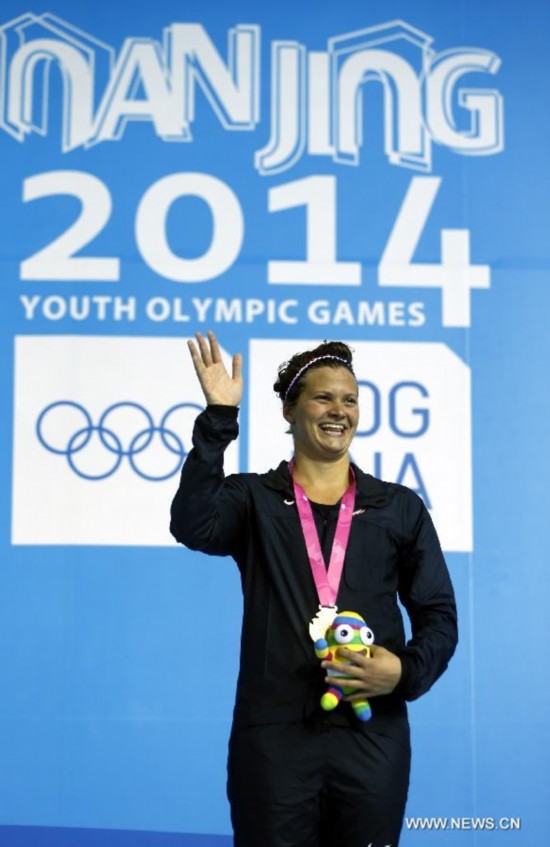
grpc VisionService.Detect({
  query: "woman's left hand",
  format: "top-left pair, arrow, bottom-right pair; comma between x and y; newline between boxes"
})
321,645 -> 402,699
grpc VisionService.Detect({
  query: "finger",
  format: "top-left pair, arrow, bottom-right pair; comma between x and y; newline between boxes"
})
325,675 -> 364,689
324,673 -> 353,684
321,660 -> 351,672
208,330 -> 223,364
338,649 -> 368,666
187,339 -> 205,373
232,352 -> 243,382
322,659 -> 358,675
195,332 -> 213,366
325,665 -> 357,683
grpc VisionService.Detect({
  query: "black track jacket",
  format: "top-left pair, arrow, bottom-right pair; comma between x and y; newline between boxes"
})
170,406 -> 458,737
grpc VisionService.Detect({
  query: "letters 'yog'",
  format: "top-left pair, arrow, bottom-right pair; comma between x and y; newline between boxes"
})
0,14 -> 503,172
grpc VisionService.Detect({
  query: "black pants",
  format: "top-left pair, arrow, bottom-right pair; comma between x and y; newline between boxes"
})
227,722 -> 411,847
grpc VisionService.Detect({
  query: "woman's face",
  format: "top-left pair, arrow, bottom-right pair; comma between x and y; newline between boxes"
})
284,366 -> 359,461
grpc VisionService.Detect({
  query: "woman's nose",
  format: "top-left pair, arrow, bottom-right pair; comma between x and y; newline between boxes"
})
328,401 -> 345,417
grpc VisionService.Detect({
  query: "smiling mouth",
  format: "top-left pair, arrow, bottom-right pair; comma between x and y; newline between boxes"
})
319,423 -> 346,435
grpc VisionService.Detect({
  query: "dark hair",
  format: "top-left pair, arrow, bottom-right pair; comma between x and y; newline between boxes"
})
273,340 -> 355,406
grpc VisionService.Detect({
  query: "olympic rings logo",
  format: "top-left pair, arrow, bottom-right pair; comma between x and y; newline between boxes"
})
36,401 -> 203,481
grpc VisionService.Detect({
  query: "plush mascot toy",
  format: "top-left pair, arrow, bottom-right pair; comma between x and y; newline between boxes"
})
313,611 -> 375,722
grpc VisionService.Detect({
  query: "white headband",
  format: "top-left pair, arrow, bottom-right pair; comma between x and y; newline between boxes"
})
284,355 -> 353,401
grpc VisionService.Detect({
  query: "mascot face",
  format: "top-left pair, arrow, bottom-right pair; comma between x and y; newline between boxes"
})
326,611 -> 374,657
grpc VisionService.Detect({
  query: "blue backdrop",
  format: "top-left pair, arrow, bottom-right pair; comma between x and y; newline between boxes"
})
0,1 -> 548,845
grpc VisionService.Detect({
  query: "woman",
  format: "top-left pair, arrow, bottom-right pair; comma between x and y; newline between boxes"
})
170,330 -> 458,847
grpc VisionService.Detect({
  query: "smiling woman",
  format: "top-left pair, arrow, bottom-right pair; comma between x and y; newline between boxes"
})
170,331 -> 458,847
274,343 -> 359,502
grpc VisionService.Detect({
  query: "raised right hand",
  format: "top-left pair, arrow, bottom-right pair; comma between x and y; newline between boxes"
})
188,330 -> 243,407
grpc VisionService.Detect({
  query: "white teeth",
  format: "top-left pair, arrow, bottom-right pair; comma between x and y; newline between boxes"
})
320,424 -> 344,432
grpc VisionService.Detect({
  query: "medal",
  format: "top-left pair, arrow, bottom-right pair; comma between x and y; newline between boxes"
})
309,604 -> 338,643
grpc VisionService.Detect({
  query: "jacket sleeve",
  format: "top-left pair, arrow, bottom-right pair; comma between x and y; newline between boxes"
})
170,404 -> 250,559
394,493 -> 458,701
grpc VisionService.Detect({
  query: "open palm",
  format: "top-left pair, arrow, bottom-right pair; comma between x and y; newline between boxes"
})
188,331 -> 243,406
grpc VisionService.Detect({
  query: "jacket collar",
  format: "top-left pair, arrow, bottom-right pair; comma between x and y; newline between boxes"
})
259,460 -> 392,508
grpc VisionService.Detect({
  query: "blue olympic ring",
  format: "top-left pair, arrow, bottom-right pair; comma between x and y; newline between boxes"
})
67,425 -> 123,481
98,402 -> 154,456
36,400 -> 204,481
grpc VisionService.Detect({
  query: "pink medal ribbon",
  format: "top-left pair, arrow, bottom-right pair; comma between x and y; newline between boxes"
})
289,460 -> 356,635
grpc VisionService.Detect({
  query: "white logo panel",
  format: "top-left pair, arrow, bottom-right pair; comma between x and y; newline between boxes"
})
12,335 -> 237,546
248,339 -> 472,552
